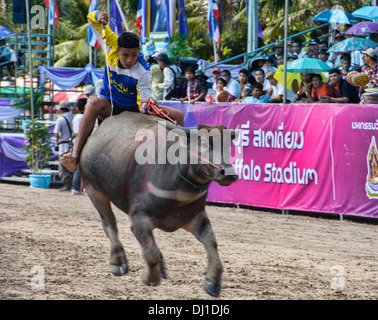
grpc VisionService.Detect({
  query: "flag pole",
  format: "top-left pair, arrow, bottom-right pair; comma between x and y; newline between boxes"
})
212,15 -> 217,64
114,0 -> 130,32
283,0 -> 289,104
25,0 -> 34,119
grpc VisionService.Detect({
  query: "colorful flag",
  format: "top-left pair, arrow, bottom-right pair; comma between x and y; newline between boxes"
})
109,0 -> 123,36
44,0 -> 59,27
165,0 -> 175,37
207,0 -> 221,44
88,0 -> 100,49
136,0 -> 147,39
178,0 -> 189,36
246,0 -> 264,39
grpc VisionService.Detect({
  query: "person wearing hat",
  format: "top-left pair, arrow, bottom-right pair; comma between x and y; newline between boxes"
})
361,48 -> 378,104
60,10 -> 184,173
54,101 -> 74,192
287,53 -> 298,63
83,85 -> 96,97
307,38 -> 320,54
318,49 -> 334,68
266,71 -> 296,103
155,52 -> 182,99
209,67 -> 221,90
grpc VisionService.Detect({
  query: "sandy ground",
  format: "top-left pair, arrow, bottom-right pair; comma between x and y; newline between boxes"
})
0,183 -> 377,301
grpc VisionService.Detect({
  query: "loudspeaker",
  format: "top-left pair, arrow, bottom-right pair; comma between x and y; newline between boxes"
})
12,0 -> 27,24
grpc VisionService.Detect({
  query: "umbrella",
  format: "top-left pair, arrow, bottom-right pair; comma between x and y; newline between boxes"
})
328,37 -> 378,52
274,65 -> 327,90
346,21 -> 378,35
352,6 -> 378,21
311,9 -> 359,25
286,58 -> 332,73
0,26 -> 13,39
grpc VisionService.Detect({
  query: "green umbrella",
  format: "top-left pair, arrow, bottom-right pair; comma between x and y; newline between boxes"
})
286,58 -> 332,73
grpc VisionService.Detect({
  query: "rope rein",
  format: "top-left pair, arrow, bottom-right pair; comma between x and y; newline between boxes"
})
140,99 -> 176,124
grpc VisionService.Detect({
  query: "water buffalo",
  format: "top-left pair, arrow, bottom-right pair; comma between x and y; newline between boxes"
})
80,111 -> 238,297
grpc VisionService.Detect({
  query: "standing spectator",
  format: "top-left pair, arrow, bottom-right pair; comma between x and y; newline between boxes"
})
307,74 -> 333,103
361,48 -> 378,104
233,69 -> 252,102
220,69 -> 240,100
179,66 -> 206,103
292,40 -> 307,59
71,98 -> 87,195
83,85 -> 95,98
151,63 -> 164,100
54,101 -> 74,192
155,52 -> 181,100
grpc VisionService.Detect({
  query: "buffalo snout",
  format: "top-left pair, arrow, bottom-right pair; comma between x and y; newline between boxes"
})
215,166 -> 238,186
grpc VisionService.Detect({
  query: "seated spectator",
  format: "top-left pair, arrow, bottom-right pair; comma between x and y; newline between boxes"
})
220,69 -> 240,100
0,39 -> 15,79
339,58 -> 354,79
208,67 -> 221,90
292,40 -> 307,59
263,57 -> 277,74
179,66 -> 206,103
233,69 -> 252,102
306,74 -> 333,103
214,77 -> 232,102
321,68 -> 360,104
360,48 -> 378,104
275,53 -> 284,67
241,82 -> 271,104
265,71 -> 296,103
307,38 -> 320,54
295,73 -> 314,101
254,68 -> 271,92
287,53 -> 298,63
318,49 -> 334,68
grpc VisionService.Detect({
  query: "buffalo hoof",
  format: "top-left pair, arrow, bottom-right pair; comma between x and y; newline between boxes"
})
110,263 -> 129,277
142,269 -> 161,286
204,280 -> 221,298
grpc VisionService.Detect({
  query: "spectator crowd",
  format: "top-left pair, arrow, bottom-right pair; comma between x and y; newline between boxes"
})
148,32 -> 378,105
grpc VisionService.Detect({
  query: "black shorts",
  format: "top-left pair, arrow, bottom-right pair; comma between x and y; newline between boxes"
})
97,100 -> 141,125
111,102 -> 141,115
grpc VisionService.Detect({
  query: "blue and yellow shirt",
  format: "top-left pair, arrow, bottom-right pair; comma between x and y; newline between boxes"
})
88,11 -> 152,110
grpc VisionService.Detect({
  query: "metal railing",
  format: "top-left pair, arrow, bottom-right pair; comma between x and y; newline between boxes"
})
201,23 -> 331,73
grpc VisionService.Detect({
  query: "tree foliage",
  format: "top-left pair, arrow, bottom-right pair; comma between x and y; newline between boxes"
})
0,0 -> 370,66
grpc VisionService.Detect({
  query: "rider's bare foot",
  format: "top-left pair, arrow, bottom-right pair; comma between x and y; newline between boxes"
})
60,153 -> 78,173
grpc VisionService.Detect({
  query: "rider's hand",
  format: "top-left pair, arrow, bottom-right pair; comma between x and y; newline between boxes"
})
97,12 -> 109,25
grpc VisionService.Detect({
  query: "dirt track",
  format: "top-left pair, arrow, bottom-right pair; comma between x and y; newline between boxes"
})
0,183 -> 377,300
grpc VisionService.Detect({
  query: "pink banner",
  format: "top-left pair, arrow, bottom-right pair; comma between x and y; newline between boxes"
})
161,102 -> 378,218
